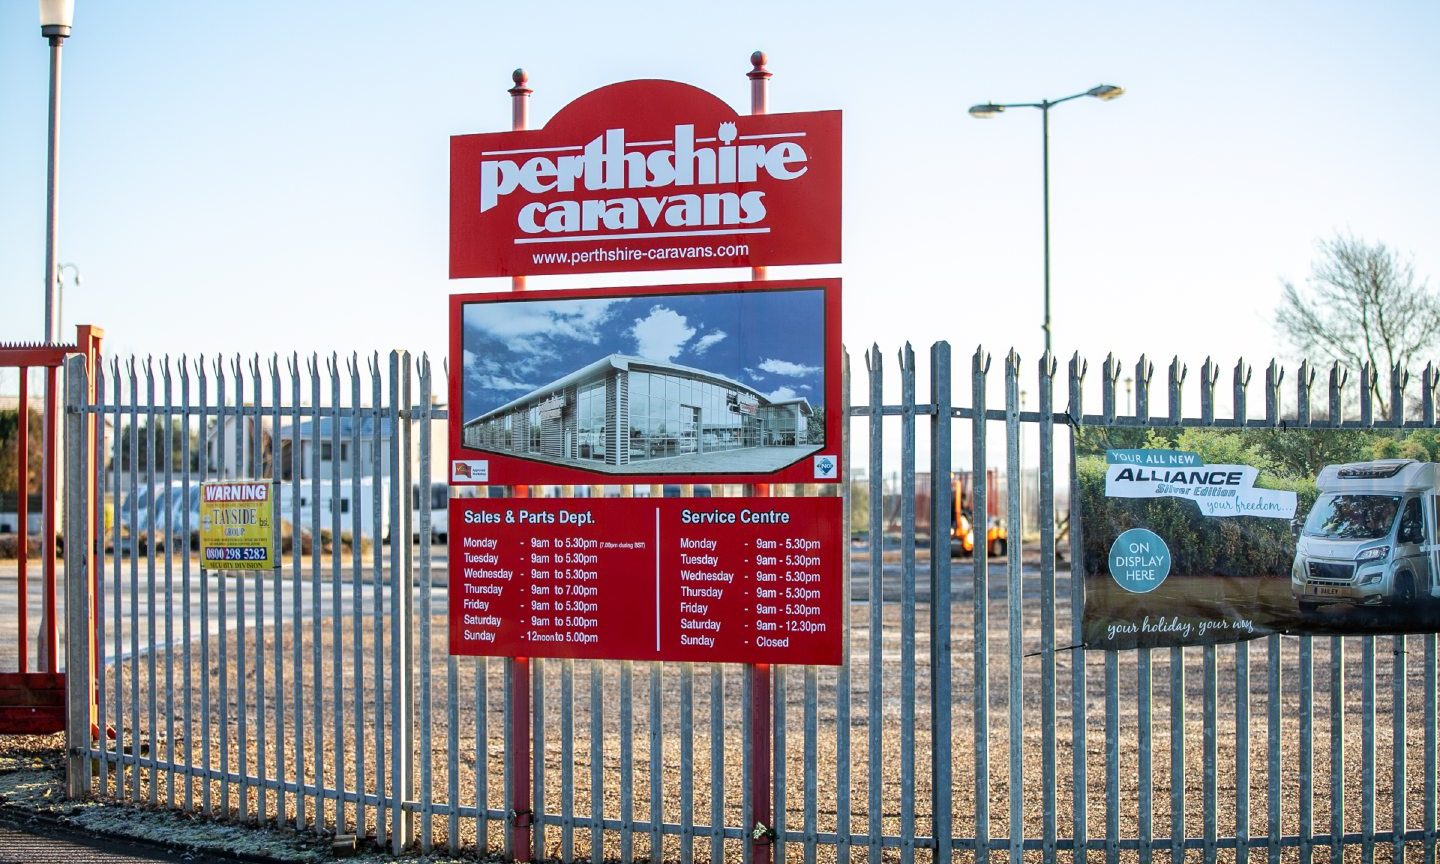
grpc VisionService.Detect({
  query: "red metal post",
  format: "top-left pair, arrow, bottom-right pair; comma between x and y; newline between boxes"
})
748,52 -> 772,285
42,365 -> 58,671
508,66 -> 534,863
16,367 -> 30,673
512,655 -> 532,859
509,68 -> 532,295
752,660 -> 773,860
748,50 -> 775,864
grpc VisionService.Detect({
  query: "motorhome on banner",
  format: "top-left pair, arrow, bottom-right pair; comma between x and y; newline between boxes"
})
1293,458 -> 1440,614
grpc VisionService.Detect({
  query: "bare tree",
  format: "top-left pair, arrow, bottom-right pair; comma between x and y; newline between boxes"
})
1276,234 -> 1438,417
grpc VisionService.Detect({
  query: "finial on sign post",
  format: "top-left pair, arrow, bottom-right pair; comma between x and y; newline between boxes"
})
748,51 -> 771,115
508,68 -> 532,291
509,68 -> 532,133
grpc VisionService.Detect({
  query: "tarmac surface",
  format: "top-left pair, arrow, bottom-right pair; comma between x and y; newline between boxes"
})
0,816 -> 230,863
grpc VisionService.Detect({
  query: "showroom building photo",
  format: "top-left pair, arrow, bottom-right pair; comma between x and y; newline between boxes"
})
462,354 -> 816,469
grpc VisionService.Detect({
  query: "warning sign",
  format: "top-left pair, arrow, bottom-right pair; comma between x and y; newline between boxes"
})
199,480 -> 277,570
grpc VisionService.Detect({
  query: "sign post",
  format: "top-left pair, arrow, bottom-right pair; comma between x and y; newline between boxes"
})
748,49 -> 775,864
507,67 -> 535,864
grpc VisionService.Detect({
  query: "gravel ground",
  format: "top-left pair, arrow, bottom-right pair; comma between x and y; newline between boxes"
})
0,734 -> 333,862
33,554 -> 1440,864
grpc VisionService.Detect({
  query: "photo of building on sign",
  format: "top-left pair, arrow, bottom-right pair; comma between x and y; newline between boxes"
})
461,288 -> 826,475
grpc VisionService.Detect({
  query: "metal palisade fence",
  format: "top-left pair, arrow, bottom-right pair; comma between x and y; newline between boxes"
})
58,344 -> 1440,862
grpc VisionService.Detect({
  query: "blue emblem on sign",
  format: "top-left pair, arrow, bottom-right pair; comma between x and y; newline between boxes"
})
1108,528 -> 1171,594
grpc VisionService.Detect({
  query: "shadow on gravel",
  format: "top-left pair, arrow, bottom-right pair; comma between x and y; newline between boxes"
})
0,734 -> 354,863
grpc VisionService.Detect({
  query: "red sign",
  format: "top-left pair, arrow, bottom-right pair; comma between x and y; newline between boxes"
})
447,496 -> 843,665
450,79 -> 842,278
449,279 -> 842,487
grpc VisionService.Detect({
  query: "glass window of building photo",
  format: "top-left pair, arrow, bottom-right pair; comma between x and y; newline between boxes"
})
463,355 -> 817,471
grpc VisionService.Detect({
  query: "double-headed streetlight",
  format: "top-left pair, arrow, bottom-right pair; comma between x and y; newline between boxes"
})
969,84 -> 1124,358
40,0 -> 76,345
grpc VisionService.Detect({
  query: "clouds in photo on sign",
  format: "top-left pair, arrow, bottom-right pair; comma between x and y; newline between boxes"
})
744,367 -> 763,381
466,299 -> 622,364
463,349 -> 533,393
758,357 -> 820,377
692,329 -> 727,355
766,385 -> 800,401
630,305 -> 696,362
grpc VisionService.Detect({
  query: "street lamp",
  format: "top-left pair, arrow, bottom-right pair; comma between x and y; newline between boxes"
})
56,262 -> 81,339
968,83 -> 1124,358
40,0 -> 76,345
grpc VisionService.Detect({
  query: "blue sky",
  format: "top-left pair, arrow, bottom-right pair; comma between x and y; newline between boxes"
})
2,1 -> 1438,400
461,288 -> 826,420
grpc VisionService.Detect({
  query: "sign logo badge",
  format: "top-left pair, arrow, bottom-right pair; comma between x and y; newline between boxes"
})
813,455 -> 837,480
452,459 -> 489,482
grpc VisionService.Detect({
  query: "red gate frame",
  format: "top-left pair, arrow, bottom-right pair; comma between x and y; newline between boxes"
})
0,325 -> 102,735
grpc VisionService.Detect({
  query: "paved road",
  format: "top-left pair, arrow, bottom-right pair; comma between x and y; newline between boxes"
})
0,818 -> 230,863
0,557 -> 446,671
1,543 -> 1076,670
849,541 -> 1076,604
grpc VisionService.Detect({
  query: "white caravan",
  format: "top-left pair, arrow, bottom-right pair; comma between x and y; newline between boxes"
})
1291,459 -> 1439,614
278,478 -> 392,543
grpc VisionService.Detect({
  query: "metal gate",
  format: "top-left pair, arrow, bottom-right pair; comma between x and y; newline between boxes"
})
60,345 -> 1440,862
0,327 -> 101,733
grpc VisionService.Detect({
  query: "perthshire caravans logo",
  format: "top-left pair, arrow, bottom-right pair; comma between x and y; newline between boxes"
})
449,79 -> 842,278
479,122 -> 808,240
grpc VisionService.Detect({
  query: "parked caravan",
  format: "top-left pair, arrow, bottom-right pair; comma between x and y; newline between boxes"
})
1291,459 -> 1438,614
413,481 -> 455,543
118,482 -> 193,553
279,478 -> 391,543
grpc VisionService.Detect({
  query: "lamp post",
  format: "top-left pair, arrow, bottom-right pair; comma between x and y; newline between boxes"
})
968,83 -> 1124,358
40,0 -> 75,345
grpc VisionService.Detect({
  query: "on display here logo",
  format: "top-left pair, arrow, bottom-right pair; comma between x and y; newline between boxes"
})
451,79 -> 841,278
1108,528 -> 1171,593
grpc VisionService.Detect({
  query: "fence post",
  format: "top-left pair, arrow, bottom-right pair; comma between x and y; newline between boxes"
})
390,349 -> 417,852
928,341 -> 953,864
64,353 -> 94,796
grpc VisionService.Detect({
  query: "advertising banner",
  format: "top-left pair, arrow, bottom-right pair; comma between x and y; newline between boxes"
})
447,496 -> 843,665
1080,426 -> 1440,649
450,79 -> 841,278
448,279 -> 842,486
199,480 -> 277,571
